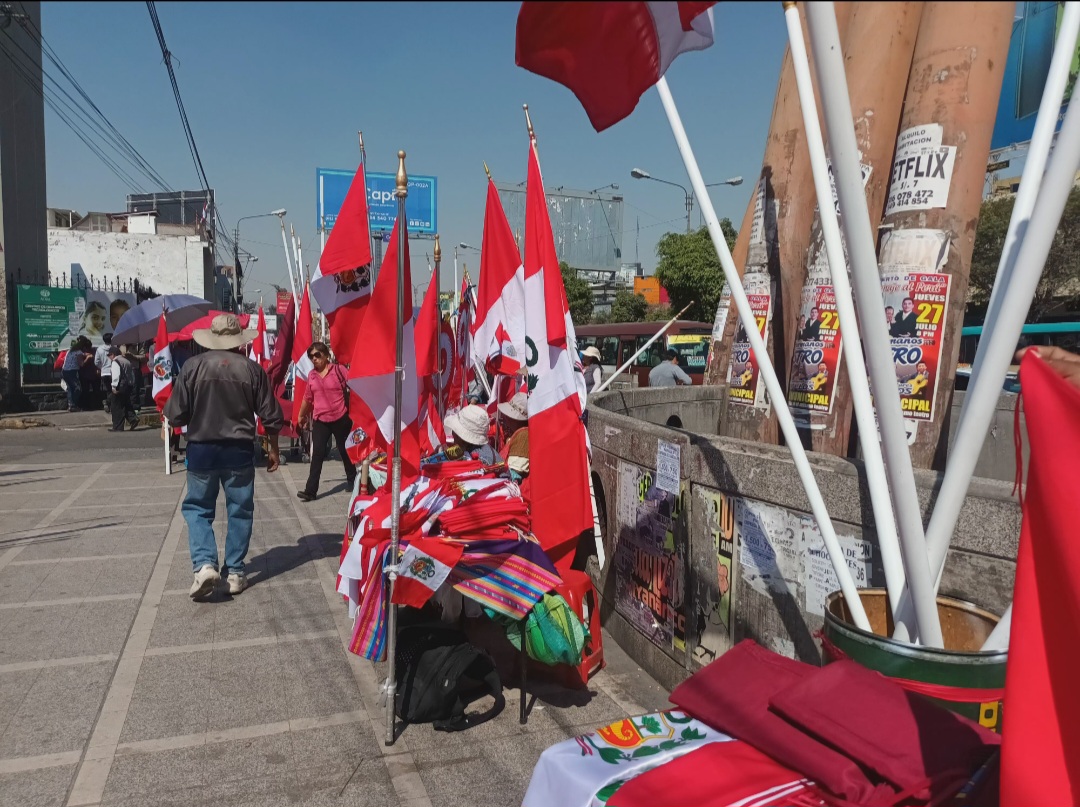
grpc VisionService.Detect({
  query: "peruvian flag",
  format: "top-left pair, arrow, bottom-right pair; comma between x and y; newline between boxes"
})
347,219 -> 420,480
390,538 -> 463,609
448,276 -> 477,409
151,305 -> 173,412
437,317 -> 456,414
415,267 -> 447,454
523,139 -> 593,569
291,284 -> 314,428
249,305 -> 271,370
311,162 -> 373,366
472,178 -> 526,376
516,1 -> 716,132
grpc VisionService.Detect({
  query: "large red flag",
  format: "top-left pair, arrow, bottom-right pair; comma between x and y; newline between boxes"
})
347,220 -> 420,479
151,306 -> 173,412
523,140 -> 592,569
516,2 -> 716,132
448,276 -> 476,410
415,267 -> 446,454
249,305 -> 271,370
291,285 -> 314,428
311,162 -> 373,365
472,178 -> 526,376
267,296 -> 295,398
1001,352 -> 1080,805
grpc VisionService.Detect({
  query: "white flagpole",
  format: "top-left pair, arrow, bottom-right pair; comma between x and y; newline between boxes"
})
466,283 -> 494,400
593,302 -> 693,393
280,218 -> 299,324
922,44 -> 1080,594
803,2 -> 942,647
971,3 -> 1080,391
164,416 -> 171,475
784,1 -> 910,638
655,74 -> 871,633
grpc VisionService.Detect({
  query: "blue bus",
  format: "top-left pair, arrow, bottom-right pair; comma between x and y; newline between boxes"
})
955,321 -> 1080,392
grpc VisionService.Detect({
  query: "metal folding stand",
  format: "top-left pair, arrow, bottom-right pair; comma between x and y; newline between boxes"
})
520,637 -> 528,724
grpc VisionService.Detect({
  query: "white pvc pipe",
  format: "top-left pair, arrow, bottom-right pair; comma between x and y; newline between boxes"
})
593,302 -> 693,393
164,415 -> 171,475
655,75 -> 871,633
972,3 -> 1080,390
784,4 -> 911,639
920,65 -> 1080,591
804,2 -> 943,647
981,602 -> 1011,651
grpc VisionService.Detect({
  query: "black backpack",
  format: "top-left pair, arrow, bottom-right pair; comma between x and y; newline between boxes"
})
114,359 -> 136,396
394,623 -> 504,732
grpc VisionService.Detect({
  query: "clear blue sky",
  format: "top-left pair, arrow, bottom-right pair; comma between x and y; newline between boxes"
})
40,2 -> 788,293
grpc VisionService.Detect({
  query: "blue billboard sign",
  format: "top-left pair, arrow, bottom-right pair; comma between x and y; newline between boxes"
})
991,2 -> 1079,152
316,167 -> 438,236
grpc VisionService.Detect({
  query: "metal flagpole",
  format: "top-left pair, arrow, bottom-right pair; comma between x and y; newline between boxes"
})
433,234 -> 445,418
653,76 -> 871,633
783,0 -> 911,638
280,219 -> 299,324
803,2 -> 942,647
594,302 -> 694,394
290,225 -> 302,291
384,150 -> 409,746
465,280 -> 494,400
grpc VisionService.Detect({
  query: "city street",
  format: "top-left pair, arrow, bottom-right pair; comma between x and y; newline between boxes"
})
0,420 -> 669,807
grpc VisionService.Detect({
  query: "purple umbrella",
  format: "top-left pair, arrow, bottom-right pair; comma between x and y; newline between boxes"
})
110,294 -> 214,346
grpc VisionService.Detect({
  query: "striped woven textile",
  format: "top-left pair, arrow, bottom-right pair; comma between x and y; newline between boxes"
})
450,538 -> 562,620
348,542 -> 390,660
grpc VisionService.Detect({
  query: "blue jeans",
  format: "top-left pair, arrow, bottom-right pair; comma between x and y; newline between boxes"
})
182,464 -> 256,576
62,370 -> 81,409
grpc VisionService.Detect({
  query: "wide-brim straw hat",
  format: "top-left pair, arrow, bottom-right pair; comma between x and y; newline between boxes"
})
193,313 -> 258,351
496,392 -> 528,422
444,404 -> 490,445
583,346 -> 602,361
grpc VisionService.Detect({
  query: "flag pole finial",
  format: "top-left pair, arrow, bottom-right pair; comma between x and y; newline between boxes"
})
523,104 -> 535,142
395,150 -> 408,198
483,161 -> 492,182
781,0 -> 796,8
433,234 -> 441,263
358,130 -> 365,159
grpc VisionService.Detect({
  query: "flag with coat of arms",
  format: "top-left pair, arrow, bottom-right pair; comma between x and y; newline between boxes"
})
151,305 -> 173,412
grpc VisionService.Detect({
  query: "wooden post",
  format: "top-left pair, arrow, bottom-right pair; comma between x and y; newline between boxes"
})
788,1 -> 925,454
706,3 -> 852,447
877,1 -> 1013,469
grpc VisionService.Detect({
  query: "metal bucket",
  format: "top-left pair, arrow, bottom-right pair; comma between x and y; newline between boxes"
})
822,589 -> 1006,732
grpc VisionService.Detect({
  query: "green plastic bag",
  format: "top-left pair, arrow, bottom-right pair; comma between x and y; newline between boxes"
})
486,592 -> 590,667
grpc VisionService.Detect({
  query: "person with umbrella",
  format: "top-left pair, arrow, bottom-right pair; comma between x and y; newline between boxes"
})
164,314 -> 284,599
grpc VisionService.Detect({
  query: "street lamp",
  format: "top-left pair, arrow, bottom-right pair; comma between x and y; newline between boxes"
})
234,209 -> 286,311
631,169 -> 742,233
454,241 -> 479,308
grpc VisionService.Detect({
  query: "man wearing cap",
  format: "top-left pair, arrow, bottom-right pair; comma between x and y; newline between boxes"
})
444,404 -> 502,466
108,345 -> 139,432
648,349 -> 692,388
164,314 -> 284,599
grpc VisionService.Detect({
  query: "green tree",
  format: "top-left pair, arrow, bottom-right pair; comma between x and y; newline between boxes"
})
969,187 -> 1080,321
608,289 -> 649,323
654,220 -> 738,322
645,304 -> 673,322
560,261 -> 594,324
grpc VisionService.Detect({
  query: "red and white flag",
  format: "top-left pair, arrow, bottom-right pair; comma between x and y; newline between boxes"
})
151,305 -> 173,412
516,1 -> 716,132
249,305 -> 271,370
472,178 -> 526,376
311,162 -> 373,365
523,139 -> 593,570
448,276 -> 477,410
415,266 -> 447,454
437,317 -> 456,414
390,538 -> 463,609
291,284 -> 314,428
347,219 -> 420,480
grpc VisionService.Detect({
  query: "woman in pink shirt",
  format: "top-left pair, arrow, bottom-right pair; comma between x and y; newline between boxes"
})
295,342 -> 357,501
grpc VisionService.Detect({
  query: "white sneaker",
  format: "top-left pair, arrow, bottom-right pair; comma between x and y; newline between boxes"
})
227,573 -> 247,595
189,565 -> 220,599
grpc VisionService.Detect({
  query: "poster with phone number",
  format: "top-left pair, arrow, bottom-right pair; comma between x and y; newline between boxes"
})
726,277 -> 771,408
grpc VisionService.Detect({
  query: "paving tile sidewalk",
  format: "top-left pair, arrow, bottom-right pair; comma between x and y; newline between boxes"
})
0,440 -> 670,807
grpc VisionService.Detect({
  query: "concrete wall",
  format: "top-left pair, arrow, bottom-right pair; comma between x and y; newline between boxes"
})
48,230 -> 214,301
585,386 -> 1021,692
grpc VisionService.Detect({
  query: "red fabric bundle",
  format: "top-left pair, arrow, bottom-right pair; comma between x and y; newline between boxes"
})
608,739 -> 826,807
437,498 -> 530,539
769,660 -> 999,803
669,640 -> 898,805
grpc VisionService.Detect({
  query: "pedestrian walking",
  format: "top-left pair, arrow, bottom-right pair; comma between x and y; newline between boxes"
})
295,341 -> 356,501
108,346 -> 139,432
61,339 -> 93,412
95,335 -> 113,413
163,314 -> 284,599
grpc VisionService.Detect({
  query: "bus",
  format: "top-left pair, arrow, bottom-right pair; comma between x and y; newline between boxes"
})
955,321 -> 1080,392
576,320 -> 713,387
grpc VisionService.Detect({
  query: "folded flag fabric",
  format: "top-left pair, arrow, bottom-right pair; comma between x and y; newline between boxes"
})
521,710 -> 732,807
390,538 -> 463,610
516,1 -> 716,132
348,541 -> 391,660
449,537 -> 561,620
608,740 -> 826,807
